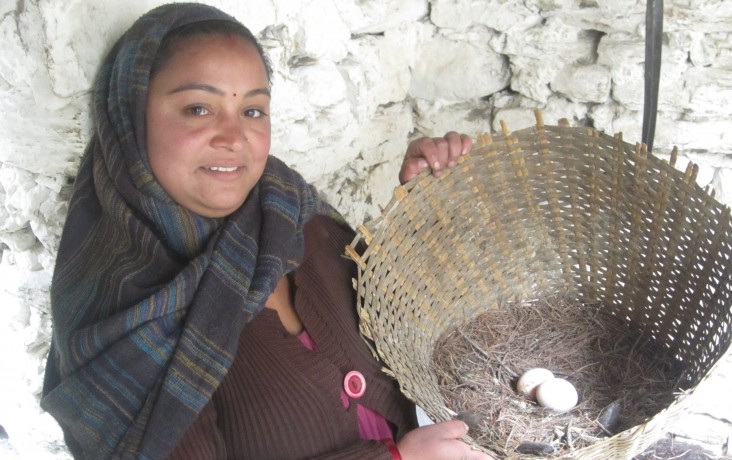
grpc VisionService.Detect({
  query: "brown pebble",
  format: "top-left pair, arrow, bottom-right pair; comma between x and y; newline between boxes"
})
455,410 -> 485,431
515,441 -> 555,455
597,400 -> 622,434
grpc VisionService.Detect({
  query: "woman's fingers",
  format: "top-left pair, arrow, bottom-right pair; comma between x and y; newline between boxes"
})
399,132 -> 473,184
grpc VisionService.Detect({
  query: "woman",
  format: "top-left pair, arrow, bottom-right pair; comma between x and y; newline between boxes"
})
41,3 -> 489,459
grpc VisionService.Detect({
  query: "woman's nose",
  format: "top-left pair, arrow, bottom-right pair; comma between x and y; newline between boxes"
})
213,114 -> 247,150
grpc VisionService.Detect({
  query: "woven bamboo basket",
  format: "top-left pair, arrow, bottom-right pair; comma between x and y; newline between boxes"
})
346,112 -> 732,459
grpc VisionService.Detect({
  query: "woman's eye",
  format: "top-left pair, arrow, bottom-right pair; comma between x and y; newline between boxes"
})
244,108 -> 266,118
186,106 -> 209,116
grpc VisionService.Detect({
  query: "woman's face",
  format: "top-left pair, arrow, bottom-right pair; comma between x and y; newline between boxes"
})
146,33 -> 271,218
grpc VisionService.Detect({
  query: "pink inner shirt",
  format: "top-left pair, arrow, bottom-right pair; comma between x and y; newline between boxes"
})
297,330 -> 394,441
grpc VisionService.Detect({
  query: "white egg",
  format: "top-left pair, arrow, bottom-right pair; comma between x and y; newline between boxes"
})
516,368 -> 554,399
535,378 -> 578,412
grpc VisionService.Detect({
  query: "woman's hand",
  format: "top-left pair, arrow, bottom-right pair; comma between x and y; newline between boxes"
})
399,132 -> 473,184
396,420 -> 495,460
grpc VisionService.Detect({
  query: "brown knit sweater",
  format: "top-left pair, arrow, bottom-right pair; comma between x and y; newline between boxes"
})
168,215 -> 417,459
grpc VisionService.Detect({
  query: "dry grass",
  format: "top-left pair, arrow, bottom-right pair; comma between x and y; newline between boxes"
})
431,295 -> 685,458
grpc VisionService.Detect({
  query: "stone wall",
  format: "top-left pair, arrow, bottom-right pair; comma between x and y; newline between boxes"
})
1,0 -> 730,457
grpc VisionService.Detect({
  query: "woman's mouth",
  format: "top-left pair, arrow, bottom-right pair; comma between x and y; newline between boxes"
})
206,166 -> 239,172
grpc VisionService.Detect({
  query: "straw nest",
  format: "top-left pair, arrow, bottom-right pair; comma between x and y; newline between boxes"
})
346,111 -> 732,459
431,295 -> 683,457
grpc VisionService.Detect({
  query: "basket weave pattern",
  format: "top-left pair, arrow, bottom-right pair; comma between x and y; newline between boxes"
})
347,116 -> 732,458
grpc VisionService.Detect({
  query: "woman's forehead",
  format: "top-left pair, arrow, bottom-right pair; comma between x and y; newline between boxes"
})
173,34 -> 263,65
150,34 -> 269,88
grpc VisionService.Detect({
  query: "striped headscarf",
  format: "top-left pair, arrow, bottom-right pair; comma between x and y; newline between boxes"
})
41,4 -> 337,458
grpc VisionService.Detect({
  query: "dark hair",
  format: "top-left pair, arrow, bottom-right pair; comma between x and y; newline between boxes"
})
150,19 -> 273,85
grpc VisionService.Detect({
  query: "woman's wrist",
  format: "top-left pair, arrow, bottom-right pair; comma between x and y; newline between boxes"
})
379,438 -> 402,460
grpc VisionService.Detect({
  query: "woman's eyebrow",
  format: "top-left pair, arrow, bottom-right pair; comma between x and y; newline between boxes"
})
167,83 -> 271,98
167,83 -> 225,95
247,88 -> 271,98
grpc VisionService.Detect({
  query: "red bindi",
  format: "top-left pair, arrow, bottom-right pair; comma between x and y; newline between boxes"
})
233,92 -> 237,97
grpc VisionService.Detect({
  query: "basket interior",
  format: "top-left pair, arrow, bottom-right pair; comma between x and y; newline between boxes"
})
347,119 -> 732,457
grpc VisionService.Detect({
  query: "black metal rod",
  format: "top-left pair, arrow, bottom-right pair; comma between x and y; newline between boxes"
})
642,0 -> 664,153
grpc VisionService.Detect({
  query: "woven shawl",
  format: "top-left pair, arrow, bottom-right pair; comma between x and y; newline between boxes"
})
41,4 -> 337,459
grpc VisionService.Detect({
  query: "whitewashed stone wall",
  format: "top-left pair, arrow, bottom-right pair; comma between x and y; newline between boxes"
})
1,0 -> 730,457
